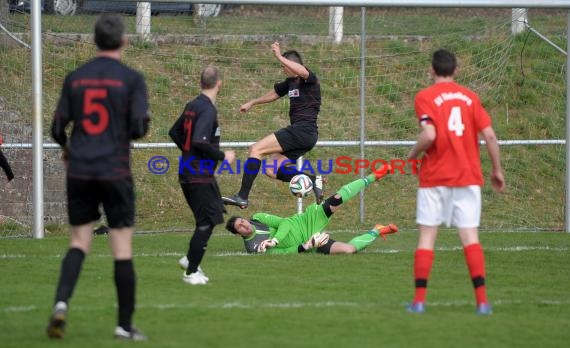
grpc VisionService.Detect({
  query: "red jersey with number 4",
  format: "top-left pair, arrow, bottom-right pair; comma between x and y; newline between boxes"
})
414,81 -> 491,187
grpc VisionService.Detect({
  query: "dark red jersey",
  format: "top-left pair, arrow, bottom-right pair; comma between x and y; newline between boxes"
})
274,69 -> 321,128
51,57 -> 149,179
169,93 -> 224,184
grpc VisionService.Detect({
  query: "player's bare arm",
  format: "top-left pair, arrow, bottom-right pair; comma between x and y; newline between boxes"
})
239,90 -> 280,113
224,150 -> 236,164
480,127 -> 506,193
407,124 -> 436,160
272,42 -> 309,79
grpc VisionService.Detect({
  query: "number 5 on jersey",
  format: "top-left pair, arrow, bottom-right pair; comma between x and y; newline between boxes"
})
83,88 -> 109,135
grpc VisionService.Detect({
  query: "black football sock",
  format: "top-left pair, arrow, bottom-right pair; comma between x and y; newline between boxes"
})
54,248 -> 85,304
0,151 -> 14,181
114,259 -> 136,332
185,224 -> 214,275
238,158 -> 261,200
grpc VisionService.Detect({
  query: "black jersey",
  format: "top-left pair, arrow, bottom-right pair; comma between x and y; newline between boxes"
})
51,57 -> 149,180
274,69 -> 321,128
169,93 -> 224,184
0,149 -> 14,181
242,220 -> 271,253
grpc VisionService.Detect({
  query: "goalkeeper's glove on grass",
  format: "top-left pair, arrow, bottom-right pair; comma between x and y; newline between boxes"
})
257,238 -> 279,253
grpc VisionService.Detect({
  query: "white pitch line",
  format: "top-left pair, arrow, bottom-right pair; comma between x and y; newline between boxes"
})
4,299 -> 570,313
367,246 -> 570,254
0,245 -> 568,260
0,254 -> 27,259
3,305 -> 37,313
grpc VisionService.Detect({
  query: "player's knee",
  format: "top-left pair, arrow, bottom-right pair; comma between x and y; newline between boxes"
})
323,194 -> 343,213
196,224 -> 213,237
248,144 -> 264,158
265,167 -> 278,177
70,241 -> 91,255
336,244 -> 356,254
327,241 -> 356,254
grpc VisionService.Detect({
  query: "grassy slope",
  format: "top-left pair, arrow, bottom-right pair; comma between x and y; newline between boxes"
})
0,7 -> 567,234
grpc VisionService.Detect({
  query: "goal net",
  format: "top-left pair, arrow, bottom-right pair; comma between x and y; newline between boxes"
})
0,3 -> 566,236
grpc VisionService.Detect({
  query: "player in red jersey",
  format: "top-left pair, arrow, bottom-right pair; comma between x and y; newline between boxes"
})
406,49 -> 505,315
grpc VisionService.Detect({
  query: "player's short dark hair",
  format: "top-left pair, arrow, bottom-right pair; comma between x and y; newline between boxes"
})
94,14 -> 124,51
282,50 -> 304,65
200,65 -> 220,90
432,48 -> 457,77
225,216 -> 239,234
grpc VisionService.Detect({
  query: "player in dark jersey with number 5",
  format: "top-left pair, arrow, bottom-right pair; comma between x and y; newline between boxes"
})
48,14 -> 150,341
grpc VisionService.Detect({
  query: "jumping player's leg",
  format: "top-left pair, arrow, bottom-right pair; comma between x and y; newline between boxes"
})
271,126 -> 325,202
273,154 -> 327,204
243,132 -> 282,183
224,133 -> 283,208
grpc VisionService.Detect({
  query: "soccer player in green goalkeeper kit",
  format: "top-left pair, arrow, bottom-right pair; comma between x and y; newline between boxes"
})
222,165 -> 397,255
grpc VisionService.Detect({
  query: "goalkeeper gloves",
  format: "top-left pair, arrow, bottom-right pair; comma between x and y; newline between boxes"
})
302,232 -> 330,251
257,238 -> 279,253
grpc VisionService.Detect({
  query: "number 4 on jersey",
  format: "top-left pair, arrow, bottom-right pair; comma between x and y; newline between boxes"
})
447,106 -> 464,136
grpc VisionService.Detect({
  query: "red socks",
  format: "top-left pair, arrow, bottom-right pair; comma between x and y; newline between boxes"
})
464,243 -> 488,305
413,244 -> 488,306
413,249 -> 434,303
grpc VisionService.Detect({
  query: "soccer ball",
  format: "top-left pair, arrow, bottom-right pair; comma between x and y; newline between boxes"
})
289,174 -> 313,198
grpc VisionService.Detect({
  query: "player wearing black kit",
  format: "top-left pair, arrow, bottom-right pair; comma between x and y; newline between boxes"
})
47,14 -> 149,341
223,42 -> 324,209
0,132 -> 14,182
169,66 -> 235,285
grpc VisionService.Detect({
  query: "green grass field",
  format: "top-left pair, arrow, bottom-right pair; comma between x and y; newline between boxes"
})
1,230 -> 569,347
1,7 -> 569,347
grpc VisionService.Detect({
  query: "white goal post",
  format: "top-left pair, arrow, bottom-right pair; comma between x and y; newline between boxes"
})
26,0 -> 570,238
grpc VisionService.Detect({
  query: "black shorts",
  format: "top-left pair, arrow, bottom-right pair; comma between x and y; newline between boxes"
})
180,181 -> 225,226
274,124 -> 318,161
67,177 -> 135,228
316,238 -> 336,254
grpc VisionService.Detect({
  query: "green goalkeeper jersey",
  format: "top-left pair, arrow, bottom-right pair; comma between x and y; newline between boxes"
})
244,204 -> 330,254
